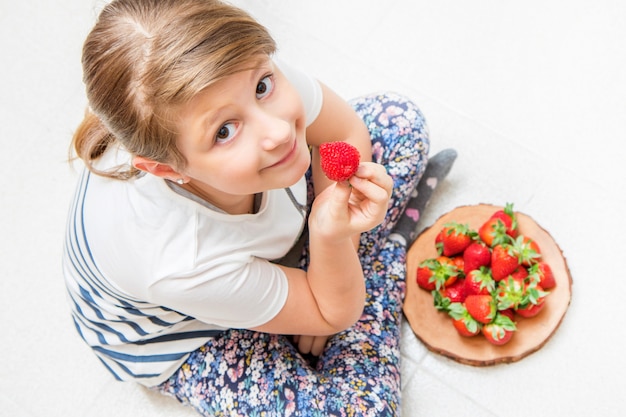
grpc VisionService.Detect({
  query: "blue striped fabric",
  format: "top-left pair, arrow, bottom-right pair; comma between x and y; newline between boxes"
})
62,170 -> 223,386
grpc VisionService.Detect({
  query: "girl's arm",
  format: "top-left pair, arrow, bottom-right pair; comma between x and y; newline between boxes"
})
251,162 -> 392,336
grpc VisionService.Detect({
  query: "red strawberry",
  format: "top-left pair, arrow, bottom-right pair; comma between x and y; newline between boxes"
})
416,258 -> 460,291
433,290 -> 451,312
462,241 -> 491,275
489,203 -> 518,238
448,302 -> 481,337
522,236 -> 541,258
416,259 -> 438,291
442,279 -> 467,303
452,318 -> 481,337
510,266 -> 529,281
433,279 -> 466,314
450,255 -> 465,273
528,261 -> 556,289
319,141 -> 360,181
516,301 -> 545,318
516,282 -> 549,318
500,308 -> 515,321
435,222 -> 475,256
464,266 -> 495,296
435,256 -> 461,288
495,276 -> 525,310
491,244 -> 520,281
478,217 -> 509,247
482,312 -> 517,345
511,235 -> 542,267
465,294 -> 495,324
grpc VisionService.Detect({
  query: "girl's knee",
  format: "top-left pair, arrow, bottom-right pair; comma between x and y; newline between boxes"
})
350,92 -> 430,147
380,92 -> 429,139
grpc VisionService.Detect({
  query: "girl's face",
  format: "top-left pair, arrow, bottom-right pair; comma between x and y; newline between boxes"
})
174,57 -> 310,210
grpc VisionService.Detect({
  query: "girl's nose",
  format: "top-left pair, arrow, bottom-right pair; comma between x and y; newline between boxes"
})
257,112 -> 291,150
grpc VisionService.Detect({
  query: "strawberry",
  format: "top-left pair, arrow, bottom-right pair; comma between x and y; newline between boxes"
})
435,222 -> 475,256
319,141 -> 360,182
528,261 -> 556,289
465,294 -> 496,324
495,276 -> 525,310
462,241 -> 491,275
442,278 -> 467,303
416,258 -> 460,291
510,266 -> 529,281
450,255 -> 465,273
448,302 -> 482,337
478,217 -> 510,247
516,301 -> 545,318
433,279 -> 466,313
500,308 -> 515,321
516,282 -> 549,318
452,317 -> 481,337
522,236 -> 541,258
464,266 -> 495,296
482,312 -> 517,345
511,235 -> 542,267
416,259 -> 438,291
435,256 -> 461,287
433,289 -> 452,312
491,243 -> 520,281
489,203 -> 518,238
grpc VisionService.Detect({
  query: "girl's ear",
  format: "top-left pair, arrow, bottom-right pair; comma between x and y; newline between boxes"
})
133,156 -> 184,181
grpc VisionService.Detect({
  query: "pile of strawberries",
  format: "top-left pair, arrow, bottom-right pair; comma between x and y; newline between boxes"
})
416,204 -> 556,345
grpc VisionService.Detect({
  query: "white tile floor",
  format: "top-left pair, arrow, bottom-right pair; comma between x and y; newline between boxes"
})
2,0 -> 625,416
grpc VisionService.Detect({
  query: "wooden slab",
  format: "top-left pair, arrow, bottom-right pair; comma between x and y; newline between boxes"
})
403,204 -> 573,366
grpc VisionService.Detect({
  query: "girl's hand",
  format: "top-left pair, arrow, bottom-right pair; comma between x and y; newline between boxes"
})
347,162 -> 393,228
292,334 -> 330,357
310,162 -> 392,240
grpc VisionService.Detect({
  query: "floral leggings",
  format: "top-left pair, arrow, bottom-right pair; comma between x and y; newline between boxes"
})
157,93 -> 430,417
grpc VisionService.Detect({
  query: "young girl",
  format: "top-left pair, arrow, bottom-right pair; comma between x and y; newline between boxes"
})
63,0 -> 455,415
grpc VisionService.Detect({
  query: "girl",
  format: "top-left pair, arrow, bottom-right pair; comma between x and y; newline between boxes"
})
63,0 -> 455,415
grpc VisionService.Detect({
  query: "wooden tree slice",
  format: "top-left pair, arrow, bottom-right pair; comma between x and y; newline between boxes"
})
403,204 -> 573,366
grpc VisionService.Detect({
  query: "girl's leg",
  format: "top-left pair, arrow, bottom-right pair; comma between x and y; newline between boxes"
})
156,244 -> 408,417
314,92 -> 431,412
156,93 -> 435,417
158,330 -> 332,416
351,92 -> 430,252
390,148 -> 457,245
349,92 -> 457,247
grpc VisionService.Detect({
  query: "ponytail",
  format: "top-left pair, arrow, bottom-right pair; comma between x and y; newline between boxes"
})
71,109 -> 138,180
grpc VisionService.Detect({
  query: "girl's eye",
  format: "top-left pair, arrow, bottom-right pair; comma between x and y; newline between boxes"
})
256,75 -> 274,99
215,122 -> 237,143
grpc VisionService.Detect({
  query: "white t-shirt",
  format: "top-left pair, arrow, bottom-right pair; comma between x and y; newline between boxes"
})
63,59 -> 322,386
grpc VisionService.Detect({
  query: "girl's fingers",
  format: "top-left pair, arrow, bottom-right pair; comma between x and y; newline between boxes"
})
349,165 -> 393,204
324,180 -> 352,220
352,163 -> 393,198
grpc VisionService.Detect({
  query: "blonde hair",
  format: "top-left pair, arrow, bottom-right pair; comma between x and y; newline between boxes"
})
73,0 -> 276,179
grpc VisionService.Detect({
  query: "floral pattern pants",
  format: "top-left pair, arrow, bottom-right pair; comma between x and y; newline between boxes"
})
157,93 -> 430,417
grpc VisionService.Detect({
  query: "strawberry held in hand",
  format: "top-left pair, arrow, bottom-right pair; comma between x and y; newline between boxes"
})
319,141 -> 361,182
